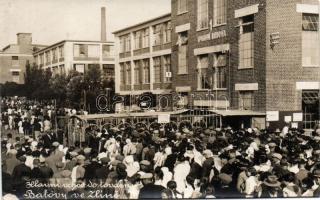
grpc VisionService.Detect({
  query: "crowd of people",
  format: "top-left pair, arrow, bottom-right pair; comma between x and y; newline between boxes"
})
1,97 -> 320,199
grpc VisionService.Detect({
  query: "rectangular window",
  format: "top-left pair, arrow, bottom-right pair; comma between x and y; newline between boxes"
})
154,57 -> 161,83
178,31 -> 188,74
120,63 -> 125,85
120,37 -> 125,53
143,59 -> 150,84
126,62 -> 131,85
178,0 -> 188,14
11,71 -> 20,83
45,51 -> 51,63
239,91 -> 254,110
134,61 -> 141,85
120,35 -> 130,53
134,31 -> 142,49
213,0 -> 227,26
302,13 -> 318,31
239,15 -> 254,69
103,64 -> 114,78
302,14 -> 319,67
153,24 -> 162,46
142,28 -> 150,48
40,54 -> 44,65
214,53 -> 227,89
163,55 -> 172,82
197,54 -> 212,90
197,0 -> 209,30
102,45 -> 114,58
74,44 -> 87,57
88,45 -> 99,57
125,35 -> 131,52
52,48 -> 58,61
74,64 -> 85,74
58,46 -> 64,58
163,22 -> 172,43
11,56 -> 19,66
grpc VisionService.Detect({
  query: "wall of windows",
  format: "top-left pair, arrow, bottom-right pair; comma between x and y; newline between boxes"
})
87,45 -> 100,57
239,14 -> 254,69
213,0 -> 227,26
302,13 -> 319,67
197,0 -> 209,30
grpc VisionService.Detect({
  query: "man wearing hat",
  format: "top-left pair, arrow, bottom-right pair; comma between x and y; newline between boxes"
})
45,141 -> 64,173
313,169 -> 320,197
258,175 -> 282,198
39,157 -> 54,182
95,156 -> 110,181
139,173 -> 165,199
71,155 -> 86,186
11,156 -> 32,196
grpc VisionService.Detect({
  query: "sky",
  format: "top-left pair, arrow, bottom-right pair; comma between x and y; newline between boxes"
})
0,0 -> 171,49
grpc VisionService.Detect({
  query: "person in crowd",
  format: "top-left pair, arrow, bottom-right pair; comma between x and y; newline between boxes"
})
1,97 -> 320,199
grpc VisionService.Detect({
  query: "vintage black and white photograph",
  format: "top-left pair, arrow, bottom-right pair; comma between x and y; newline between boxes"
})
0,0 -> 320,199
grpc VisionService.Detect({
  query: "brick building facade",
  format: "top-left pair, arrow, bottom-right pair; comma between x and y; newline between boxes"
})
113,0 -> 319,129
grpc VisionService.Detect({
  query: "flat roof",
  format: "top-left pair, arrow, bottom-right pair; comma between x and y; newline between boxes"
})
33,39 -> 114,54
113,13 -> 171,34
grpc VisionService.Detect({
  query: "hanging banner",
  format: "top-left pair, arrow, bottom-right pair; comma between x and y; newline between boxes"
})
158,114 -> 170,123
284,116 -> 292,123
293,113 -> 303,122
266,111 -> 279,122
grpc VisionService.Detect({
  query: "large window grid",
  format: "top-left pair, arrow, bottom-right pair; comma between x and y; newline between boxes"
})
239,15 -> 254,69
302,13 -> 319,67
213,0 -> 227,26
197,0 -> 209,30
